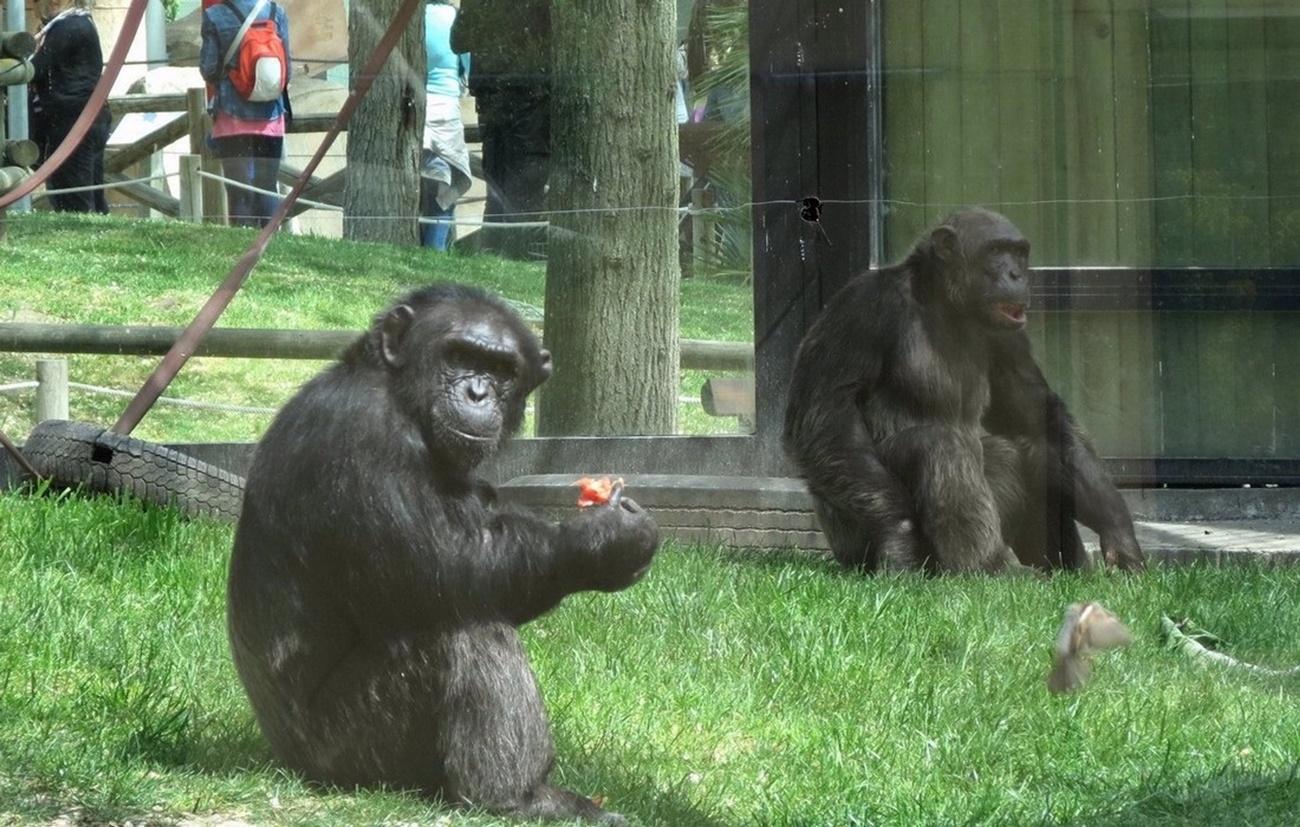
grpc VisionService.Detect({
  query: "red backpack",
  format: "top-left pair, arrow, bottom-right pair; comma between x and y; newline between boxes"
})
222,0 -> 288,103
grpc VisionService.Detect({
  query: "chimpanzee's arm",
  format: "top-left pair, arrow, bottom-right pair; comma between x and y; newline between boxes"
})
782,296 -> 916,539
785,386 -> 915,525
470,497 -> 657,624
985,333 -> 1144,569
476,504 -> 581,622
449,484 -> 658,622
332,484 -> 653,629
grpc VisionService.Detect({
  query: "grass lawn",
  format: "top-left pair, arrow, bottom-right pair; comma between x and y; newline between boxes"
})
2,491 -> 1299,826
0,213 -> 753,444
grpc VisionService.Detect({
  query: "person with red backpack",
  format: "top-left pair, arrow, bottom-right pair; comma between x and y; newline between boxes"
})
199,0 -> 291,228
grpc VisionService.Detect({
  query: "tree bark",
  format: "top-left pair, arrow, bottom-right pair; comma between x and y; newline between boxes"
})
344,0 -> 425,244
537,0 -> 681,436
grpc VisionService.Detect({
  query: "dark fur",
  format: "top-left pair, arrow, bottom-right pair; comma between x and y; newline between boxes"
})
228,284 -> 658,824
783,209 -> 1144,574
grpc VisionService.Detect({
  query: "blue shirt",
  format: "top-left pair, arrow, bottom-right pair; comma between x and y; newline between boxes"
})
425,4 -> 469,99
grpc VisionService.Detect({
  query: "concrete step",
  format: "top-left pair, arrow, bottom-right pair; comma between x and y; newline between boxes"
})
499,474 -> 1300,565
1081,521 -> 1300,565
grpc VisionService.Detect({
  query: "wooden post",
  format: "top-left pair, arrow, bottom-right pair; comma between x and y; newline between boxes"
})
35,358 -> 69,422
691,186 -> 716,273
186,87 -> 227,224
178,154 -> 203,223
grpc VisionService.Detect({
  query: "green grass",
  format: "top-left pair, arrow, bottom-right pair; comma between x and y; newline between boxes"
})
0,213 -> 753,443
2,491 -> 1299,826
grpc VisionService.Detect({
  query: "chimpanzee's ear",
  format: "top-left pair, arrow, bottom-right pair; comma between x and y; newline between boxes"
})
380,304 -> 416,368
929,224 -> 960,265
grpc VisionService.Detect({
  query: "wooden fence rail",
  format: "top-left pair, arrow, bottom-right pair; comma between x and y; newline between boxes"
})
106,93 -> 482,139
0,323 -> 754,372
102,91 -> 484,222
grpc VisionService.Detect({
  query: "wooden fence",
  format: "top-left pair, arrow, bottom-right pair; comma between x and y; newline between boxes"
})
0,326 -> 756,428
103,90 -> 723,273
103,89 -> 485,222
0,323 -> 752,372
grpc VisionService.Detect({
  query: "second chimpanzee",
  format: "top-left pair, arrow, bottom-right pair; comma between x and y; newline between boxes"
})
228,283 -> 658,824
784,208 -> 1144,574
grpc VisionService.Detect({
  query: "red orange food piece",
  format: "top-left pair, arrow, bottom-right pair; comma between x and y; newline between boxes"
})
573,476 -> 623,507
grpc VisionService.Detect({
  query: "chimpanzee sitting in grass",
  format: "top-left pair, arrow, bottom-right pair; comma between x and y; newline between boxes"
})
228,283 -> 658,824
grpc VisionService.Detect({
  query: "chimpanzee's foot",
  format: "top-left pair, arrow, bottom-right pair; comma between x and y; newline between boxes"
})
509,784 -> 628,825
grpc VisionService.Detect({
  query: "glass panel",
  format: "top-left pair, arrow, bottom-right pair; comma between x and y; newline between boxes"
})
883,0 -> 1300,269
0,0 -> 754,442
881,0 -> 1300,459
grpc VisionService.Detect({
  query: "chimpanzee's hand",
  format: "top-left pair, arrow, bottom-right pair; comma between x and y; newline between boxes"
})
1100,530 -> 1145,572
559,484 -> 660,592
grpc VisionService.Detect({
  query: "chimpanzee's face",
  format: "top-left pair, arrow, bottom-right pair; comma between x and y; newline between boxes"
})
975,236 -> 1031,331
931,209 -> 1032,332
381,300 -> 552,469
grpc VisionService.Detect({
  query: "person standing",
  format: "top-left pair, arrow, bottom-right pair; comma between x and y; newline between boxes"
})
420,0 -> 473,251
30,0 -> 111,214
199,0 -> 291,228
452,0 -> 551,259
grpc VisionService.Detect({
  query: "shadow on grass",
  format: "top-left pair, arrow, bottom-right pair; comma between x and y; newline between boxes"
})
153,717 -> 728,826
709,544 -> 840,574
1074,764 -> 1300,827
178,721 -> 275,776
708,544 -> 942,588
551,754 -> 733,827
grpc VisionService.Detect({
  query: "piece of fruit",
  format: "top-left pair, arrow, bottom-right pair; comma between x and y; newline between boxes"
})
573,476 -> 623,507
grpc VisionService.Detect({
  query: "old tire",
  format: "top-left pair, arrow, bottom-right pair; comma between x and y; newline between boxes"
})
20,419 -> 245,523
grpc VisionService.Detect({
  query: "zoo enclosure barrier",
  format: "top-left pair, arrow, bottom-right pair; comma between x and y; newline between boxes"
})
95,88 -> 725,256
0,326 -> 757,426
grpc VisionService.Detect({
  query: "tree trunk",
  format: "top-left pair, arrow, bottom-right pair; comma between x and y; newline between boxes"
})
537,0 -> 681,436
344,0 -> 425,244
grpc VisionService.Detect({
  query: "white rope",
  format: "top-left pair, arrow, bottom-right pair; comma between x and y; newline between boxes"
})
840,193 -> 1300,208
195,169 -> 343,212
35,171 -> 177,198
0,381 -> 38,395
67,382 -> 277,415
418,216 -> 550,229
34,165 -> 734,226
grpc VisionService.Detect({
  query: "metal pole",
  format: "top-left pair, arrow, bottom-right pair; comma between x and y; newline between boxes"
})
145,0 -> 169,217
5,0 -> 31,213
145,0 -> 168,68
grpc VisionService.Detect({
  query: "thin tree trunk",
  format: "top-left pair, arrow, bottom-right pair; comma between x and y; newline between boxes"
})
538,0 -> 680,436
344,0 -> 425,244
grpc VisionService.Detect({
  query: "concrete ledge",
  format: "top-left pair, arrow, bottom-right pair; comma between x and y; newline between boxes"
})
500,474 -> 1300,565
499,474 -> 815,511
1124,487 -> 1300,521
1083,521 -> 1300,566
499,474 -> 831,551
5,454 -> 1300,565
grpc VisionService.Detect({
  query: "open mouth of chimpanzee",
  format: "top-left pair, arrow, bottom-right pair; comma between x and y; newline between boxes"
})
996,303 -> 1027,326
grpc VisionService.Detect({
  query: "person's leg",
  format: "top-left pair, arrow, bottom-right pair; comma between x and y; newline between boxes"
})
45,116 -> 96,213
213,135 -> 253,227
430,201 -> 455,251
220,155 -> 254,227
420,155 -> 456,251
90,118 -> 110,215
247,136 -> 283,227
419,175 -> 439,248
476,88 -> 552,258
